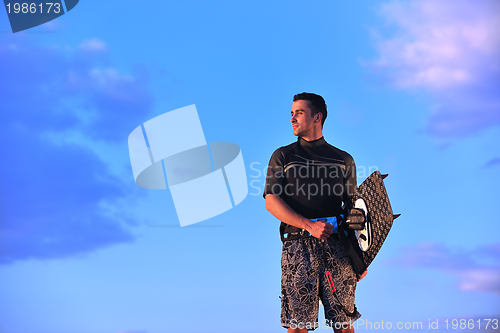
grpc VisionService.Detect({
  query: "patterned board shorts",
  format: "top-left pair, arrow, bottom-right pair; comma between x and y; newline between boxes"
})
281,236 -> 361,330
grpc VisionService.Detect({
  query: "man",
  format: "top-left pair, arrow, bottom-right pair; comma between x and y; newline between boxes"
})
264,93 -> 366,333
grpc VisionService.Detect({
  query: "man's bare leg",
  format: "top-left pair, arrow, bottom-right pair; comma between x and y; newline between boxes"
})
287,326 -> 354,333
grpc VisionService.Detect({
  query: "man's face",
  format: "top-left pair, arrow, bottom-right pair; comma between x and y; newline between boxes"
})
291,100 -> 318,137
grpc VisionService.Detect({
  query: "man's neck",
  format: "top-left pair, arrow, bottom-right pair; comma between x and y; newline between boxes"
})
300,129 -> 323,142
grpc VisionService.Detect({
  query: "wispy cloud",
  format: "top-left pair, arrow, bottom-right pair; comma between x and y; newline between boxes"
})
79,38 -> 108,52
386,242 -> 500,295
484,157 -> 500,168
0,35 -> 154,264
370,0 -> 500,139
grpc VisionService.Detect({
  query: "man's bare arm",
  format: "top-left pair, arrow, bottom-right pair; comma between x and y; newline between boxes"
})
265,194 -> 333,240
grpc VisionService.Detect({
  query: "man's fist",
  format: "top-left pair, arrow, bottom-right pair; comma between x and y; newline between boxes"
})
308,219 -> 333,240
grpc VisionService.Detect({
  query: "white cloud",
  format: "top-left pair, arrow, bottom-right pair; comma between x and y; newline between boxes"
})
459,268 -> 500,294
0,35 -> 154,264
386,242 -> 500,295
89,67 -> 133,84
370,0 -> 500,138
79,38 -> 108,52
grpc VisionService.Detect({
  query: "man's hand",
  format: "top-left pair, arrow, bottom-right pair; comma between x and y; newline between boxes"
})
308,219 -> 333,240
265,195 -> 334,241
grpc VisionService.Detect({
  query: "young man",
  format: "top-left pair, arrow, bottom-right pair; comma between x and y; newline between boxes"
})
264,93 -> 365,333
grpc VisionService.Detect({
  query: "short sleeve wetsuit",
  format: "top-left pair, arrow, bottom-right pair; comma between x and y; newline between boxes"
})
264,136 -> 356,224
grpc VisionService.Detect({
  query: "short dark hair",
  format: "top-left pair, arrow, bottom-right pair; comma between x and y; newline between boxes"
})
293,92 -> 327,126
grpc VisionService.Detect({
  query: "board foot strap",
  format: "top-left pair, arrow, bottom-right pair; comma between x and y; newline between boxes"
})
338,218 -> 368,277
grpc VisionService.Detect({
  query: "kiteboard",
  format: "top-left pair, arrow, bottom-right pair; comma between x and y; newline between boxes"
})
341,170 -> 400,276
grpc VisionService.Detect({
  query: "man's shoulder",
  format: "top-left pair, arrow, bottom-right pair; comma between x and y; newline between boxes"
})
271,141 -> 298,156
267,141 -> 298,167
324,142 -> 355,164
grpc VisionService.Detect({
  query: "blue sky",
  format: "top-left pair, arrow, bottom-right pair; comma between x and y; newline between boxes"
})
0,1 -> 499,332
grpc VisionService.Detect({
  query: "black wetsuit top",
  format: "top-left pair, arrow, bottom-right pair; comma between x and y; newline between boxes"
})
264,137 -> 357,229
